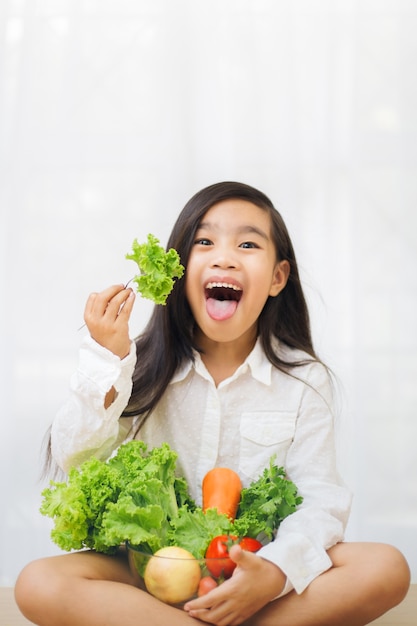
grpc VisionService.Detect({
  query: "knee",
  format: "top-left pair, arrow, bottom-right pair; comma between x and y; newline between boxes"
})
363,543 -> 411,613
15,558 -> 59,623
380,544 -> 411,606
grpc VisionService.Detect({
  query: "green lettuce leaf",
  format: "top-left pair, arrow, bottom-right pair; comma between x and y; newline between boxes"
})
232,457 -> 303,539
168,507 -> 233,558
100,496 -> 167,553
40,441 -> 194,554
126,233 -> 184,305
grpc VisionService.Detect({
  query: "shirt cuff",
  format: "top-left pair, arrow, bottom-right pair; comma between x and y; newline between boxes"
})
75,335 -> 137,397
258,533 -> 333,595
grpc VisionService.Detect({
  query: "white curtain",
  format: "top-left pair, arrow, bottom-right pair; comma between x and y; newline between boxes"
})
1,0 -> 416,586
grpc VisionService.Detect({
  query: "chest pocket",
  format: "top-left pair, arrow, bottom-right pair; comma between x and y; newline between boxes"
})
239,411 -> 297,482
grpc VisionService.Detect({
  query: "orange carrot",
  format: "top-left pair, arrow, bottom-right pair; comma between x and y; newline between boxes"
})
202,467 -> 242,520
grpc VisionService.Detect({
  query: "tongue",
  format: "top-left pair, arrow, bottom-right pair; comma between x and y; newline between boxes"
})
206,297 -> 238,321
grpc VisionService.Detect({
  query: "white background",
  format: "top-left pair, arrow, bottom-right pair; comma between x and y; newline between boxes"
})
1,0 -> 416,586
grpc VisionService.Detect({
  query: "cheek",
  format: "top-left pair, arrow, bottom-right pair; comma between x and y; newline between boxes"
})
184,270 -> 199,309
184,253 -> 202,292
251,274 -> 277,305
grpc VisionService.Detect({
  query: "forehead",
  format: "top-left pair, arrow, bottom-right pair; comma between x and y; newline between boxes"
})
198,198 -> 272,233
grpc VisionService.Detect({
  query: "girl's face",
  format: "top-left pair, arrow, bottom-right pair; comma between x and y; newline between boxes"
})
185,199 -> 289,351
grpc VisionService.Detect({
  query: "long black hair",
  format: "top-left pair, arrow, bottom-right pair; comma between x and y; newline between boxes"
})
43,181 -> 320,475
122,181 -> 317,424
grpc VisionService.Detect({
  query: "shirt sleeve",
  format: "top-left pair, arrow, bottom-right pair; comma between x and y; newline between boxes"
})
50,335 -> 137,472
258,362 -> 352,595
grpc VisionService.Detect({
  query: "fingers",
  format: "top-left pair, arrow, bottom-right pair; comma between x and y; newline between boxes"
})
85,285 -> 133,324
228,544 -> 243,563
184,592 -> 241,626
184,549 -> 284,625
184,576 -> 242,624
83,284 -> 136,359
227,544 -> 257,571
117,287 -> 136,320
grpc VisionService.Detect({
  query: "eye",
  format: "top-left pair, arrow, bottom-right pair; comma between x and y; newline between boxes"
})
239,241 -> 260,249
194,237 -> 212,246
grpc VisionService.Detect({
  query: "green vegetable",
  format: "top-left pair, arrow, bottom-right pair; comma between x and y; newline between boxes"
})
40,441 -> 195,554
40,443 -> 302,559
232,457 -> 303,540
126,233 -> 184,305
168,507 -> 233,558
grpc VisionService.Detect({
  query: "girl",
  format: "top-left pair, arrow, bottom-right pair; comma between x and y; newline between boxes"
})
15,182 -> 410,626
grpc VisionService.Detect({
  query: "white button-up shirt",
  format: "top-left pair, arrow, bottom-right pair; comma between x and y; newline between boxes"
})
51,335 -> 352,596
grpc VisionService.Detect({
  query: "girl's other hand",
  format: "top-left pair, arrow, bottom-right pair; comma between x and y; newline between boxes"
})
83,284 -> 135,359
184,545 -> 286,625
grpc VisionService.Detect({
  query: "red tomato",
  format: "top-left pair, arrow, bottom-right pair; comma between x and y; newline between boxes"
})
197,576 -> 218,597
205,535 -> 238,579
205,535 -> 263,579
239,537 -> 263,553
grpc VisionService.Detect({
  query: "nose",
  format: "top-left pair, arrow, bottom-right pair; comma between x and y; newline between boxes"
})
210,247 -> 238,269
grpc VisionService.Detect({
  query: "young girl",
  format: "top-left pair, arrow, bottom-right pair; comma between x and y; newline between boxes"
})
15,182 -> 410,626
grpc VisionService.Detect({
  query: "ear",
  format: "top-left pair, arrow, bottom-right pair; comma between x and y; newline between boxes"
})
269,260 -> 290,297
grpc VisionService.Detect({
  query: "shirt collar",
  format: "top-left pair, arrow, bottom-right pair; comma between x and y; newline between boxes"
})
170,337 -> 273,386
245,337 -> 272,385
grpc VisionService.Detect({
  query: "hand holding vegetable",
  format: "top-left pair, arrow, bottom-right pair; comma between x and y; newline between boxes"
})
184,544 -> 286,624
82,233 -> 183,359
205,535 -> 262,579
84,284 -> 135,358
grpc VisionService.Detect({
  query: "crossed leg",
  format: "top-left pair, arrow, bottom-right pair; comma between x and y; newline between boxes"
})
244,542 -> 410,626
14,542 -> 410,626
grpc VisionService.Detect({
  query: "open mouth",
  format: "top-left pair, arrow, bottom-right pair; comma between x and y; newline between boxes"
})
205,281 -> 243,302
205,281 -> 242,321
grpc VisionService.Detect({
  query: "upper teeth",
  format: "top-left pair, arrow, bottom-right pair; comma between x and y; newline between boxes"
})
206,282 -> 242,291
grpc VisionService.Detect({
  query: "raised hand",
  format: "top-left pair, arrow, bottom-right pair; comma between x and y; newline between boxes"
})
83,284 -> 135,359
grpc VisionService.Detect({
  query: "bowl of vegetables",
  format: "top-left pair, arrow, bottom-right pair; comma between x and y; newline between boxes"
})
127,535 -> 264,606
40,440 -> 303,607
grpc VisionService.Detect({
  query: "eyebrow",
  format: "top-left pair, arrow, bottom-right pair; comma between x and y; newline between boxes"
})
197,221 -> 270,241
